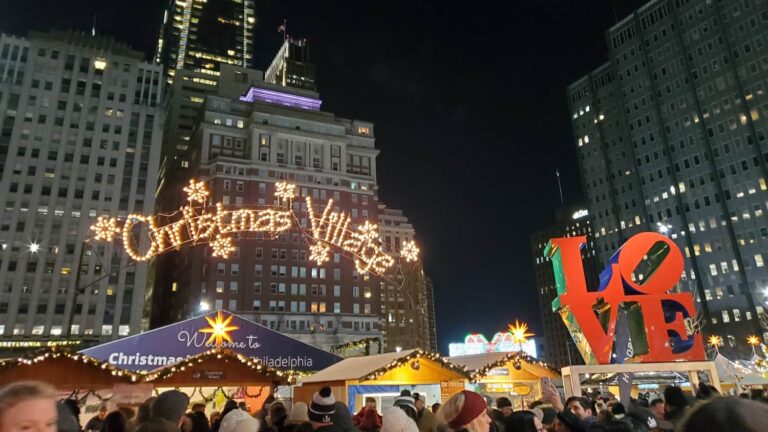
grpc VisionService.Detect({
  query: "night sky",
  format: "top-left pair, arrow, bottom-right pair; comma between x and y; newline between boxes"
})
2,0 -> 649,352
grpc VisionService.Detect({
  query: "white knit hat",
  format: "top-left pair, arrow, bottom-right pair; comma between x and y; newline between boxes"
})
309,387 -> 336,423
382,407 -> 419,432
219,409 -> 260,432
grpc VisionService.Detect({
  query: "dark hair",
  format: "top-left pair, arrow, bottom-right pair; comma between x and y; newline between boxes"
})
118,407 -> 136,421
270,405 -> 288,428
565,396 -> 590,412
431,403 -> 441,414
528,400 -> 544,410
649,398 -> 663,407
61,399 -> 81,418
136,402 -> 152,423
680,397 -> 768,432
610,403 -> 625,415
496,397 -> 512,409
503,411 -> 538,432
365,397 -> 376,404
663,386 -> 689,410
100,411 -> 127,432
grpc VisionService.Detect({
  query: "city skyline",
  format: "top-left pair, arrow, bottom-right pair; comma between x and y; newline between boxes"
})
1,0 -> 657,352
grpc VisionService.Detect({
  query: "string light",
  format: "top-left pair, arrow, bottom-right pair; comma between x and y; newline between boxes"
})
183,179 -> 209,203
472,351 -> 559,380
362,349 -> 471,381
91,216 -> 121,242
275,181 -> 296,202
210,235 -> 235,258
402,240 -> 419,262
331,337 -> 383,356
140,348 -> 289,383
0,347 -> 141,382
92,178 -> 401,275
309,242 -> 331,265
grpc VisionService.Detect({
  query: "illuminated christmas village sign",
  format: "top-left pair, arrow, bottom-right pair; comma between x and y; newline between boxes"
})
91,180 -> 418,275
545,232 -> 705,364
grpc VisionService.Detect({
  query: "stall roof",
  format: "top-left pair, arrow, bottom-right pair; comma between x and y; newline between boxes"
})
301,349 -> 471,383
449,351 -> 559,379
81,310 -> 341,372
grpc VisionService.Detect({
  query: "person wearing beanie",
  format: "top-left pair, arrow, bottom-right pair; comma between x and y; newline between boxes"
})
413,393 -> 438,432
286,402 -> 311,425
435,390 -> 491,432
662,386 -> 689,427
212,400 -> 240,432
309,387 -> 339,432
382,407 -> 419,432
136,390 -> 190,432
394,390 -> 418,423
219,409 -> 260,432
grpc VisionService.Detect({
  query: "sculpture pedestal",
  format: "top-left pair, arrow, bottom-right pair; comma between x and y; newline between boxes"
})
561,361 -> 721,397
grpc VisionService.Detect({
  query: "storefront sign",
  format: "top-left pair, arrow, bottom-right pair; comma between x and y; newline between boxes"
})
546,232 -> 705,364
81,311 -> 341,371
448,333 -> 537,358
487,367 -> 510,376
192,370 -> 225,380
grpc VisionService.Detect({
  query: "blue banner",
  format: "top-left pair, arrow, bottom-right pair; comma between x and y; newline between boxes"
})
80,310 -> 341,372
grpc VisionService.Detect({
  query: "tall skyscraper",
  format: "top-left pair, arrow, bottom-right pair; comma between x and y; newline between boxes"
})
152,65 -> 386,351
154,0 -> 255,175
531,206 -> 597,368
379,205 -> 436,351
154,0 -> 254,83
568,0 -> 768,357
0,31 -> 163,341
264,38 -> 317,92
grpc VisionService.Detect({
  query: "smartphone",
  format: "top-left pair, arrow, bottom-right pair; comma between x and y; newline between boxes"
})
541,377 -> 551,388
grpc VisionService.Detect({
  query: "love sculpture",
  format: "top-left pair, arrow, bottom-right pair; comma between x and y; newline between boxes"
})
545,232 -> 705,364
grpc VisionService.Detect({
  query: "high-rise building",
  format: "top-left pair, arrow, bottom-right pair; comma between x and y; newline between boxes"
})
154,0 -> 254,84
379,205 -> 436,351
531,206 -> 598,368
152,65 -> 386,351
568,0 -> 768,357
0,31 -> 163,341
265,38 -> 317,92
154,0 -> 255,176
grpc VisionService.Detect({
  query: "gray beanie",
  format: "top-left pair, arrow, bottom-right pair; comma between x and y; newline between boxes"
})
151,390 -> 190,422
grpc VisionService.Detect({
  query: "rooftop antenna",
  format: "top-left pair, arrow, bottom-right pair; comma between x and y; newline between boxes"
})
609,0 -> 619,23
91,14 -> 97,37
556,169 -> 565,206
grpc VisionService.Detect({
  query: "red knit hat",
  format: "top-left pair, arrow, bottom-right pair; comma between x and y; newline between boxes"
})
448,391 -> 487,429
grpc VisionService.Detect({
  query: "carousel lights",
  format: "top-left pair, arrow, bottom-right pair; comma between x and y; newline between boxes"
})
402,240 -> 420,262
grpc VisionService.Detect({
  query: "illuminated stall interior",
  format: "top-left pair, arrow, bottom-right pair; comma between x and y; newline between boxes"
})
144,348 -> 288,414
450,352 -> 559,410
294,349 -> 470,413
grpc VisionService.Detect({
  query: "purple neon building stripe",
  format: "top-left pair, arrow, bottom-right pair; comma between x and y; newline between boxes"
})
239,87 -> 322,110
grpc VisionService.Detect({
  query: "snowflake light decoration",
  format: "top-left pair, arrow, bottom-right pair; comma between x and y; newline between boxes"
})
402,240 -> 420,262
90,216 -> 120,242
183,179 -> 209,204
275,182 -> 296,201
211,235 -> 235,258
310,242 -> 331,265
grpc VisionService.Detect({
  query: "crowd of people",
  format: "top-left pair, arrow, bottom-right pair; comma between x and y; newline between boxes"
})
2,380 -> 768,432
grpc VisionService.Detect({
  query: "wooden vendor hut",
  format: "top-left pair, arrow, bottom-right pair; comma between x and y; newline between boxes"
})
0,348 -> 139,390
451,351 -> 559,409
144,348 -> 288,414
294,349 -> 471,413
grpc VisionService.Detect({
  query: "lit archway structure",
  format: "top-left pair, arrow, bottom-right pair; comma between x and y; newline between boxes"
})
90,180 -> 418,275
